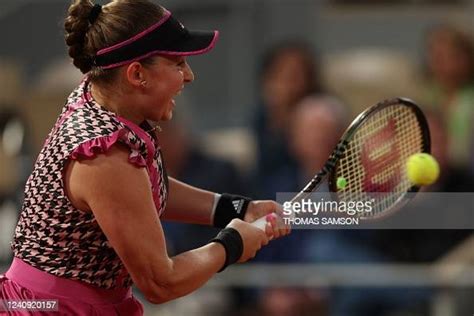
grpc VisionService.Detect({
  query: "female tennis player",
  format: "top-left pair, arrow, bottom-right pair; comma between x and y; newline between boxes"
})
0,0 -> 288,314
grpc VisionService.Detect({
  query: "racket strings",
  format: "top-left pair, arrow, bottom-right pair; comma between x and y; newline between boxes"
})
336,104 -> 425,217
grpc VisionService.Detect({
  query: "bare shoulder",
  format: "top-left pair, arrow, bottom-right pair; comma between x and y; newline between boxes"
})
64,143 -> 151,213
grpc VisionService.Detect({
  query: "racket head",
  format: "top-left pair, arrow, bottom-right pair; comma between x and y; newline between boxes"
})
326,98 -> 430,219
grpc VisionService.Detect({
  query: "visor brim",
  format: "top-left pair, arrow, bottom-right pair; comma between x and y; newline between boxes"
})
158,30 -> 219,56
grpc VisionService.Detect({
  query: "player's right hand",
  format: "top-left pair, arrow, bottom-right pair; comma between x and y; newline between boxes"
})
227,218 -> 269,263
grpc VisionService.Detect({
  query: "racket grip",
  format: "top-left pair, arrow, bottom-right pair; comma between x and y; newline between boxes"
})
251,215 -> 269,231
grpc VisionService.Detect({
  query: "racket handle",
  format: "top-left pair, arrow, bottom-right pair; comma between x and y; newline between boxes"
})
251,215 -> 270,231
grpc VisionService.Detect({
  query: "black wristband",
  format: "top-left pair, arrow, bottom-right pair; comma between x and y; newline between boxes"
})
213,193 -> 252,228
210,227 -> 243,272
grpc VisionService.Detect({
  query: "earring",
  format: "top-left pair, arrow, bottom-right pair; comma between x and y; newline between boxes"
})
140,80 -> 147,87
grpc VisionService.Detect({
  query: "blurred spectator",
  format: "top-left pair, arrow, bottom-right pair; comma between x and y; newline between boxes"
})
323,48 -> 423,114
255,95 -> 348,316
319,110 -> 473,316
0,107 -> 33,204
252,41 -> 324,198
381,111 -> 473,266
425,110 -> 474,192
258,95 -> 347,199
422,24 -> 474,173
287,95 -> 348,187
0,59 -> 27,269
263,95 -> 429,316
0,60 -> 80,267
256,94 -> 348,262
0,107 -> 32,266
159,115 -> 250,254
158,116 -> 252,315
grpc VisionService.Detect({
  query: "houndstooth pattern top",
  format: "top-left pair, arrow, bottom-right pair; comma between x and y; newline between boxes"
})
11,79 -> 168,289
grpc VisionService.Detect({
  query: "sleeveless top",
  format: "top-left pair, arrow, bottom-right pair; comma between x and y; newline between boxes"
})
10,79 -> 168,289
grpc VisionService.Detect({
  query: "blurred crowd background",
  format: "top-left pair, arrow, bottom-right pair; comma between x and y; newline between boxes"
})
1,0 -> 473,315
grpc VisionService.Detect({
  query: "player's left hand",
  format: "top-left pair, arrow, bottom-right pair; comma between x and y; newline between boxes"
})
244,200 -> 291,239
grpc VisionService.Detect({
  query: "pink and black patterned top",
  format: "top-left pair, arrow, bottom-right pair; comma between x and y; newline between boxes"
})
11,79 -> 168,289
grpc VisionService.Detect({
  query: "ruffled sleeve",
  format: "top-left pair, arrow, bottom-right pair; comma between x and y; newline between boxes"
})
70,128 -> 147,168
69,122 -> 166,216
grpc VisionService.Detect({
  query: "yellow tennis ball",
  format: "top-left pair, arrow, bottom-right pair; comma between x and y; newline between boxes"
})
406,153 -> 440,186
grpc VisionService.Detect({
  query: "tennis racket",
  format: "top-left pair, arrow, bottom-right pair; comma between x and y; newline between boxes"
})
253,97 -> 430,230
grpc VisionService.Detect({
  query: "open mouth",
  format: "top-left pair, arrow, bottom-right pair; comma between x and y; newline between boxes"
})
171,87 -> 184,105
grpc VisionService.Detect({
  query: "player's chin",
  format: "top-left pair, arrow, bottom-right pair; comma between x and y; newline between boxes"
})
154,100 -> 174,121
161,108 -> 174,121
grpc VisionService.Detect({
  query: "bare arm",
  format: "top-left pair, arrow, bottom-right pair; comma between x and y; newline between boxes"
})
161,177 -> 215,225
65,145 -> 268,304
163,179 -> 291,240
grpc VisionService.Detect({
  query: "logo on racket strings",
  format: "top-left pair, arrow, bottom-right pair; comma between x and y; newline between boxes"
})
361,119 -> 401,192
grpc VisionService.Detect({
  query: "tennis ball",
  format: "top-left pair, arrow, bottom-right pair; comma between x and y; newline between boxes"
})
406,153 -> 440,186
336,177 -> 347,189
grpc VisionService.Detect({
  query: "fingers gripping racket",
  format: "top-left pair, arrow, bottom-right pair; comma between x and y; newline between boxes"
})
253,97 -> 430,230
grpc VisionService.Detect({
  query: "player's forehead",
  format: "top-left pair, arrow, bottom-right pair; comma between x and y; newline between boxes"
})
156,55 -> 186,63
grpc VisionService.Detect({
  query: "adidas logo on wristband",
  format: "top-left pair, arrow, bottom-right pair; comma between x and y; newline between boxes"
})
232,199 -> 244,214
213,193 -> 252,228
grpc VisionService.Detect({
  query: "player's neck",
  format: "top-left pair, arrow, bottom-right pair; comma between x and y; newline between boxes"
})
90,83 -> 144,124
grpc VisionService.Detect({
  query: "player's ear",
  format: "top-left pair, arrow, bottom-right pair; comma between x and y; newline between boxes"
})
125,62 -> 146,88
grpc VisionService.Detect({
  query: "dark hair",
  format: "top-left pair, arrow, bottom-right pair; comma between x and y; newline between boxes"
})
259,40 -> 324,94
425,24 -> 474,83
64,0 -> 165,83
